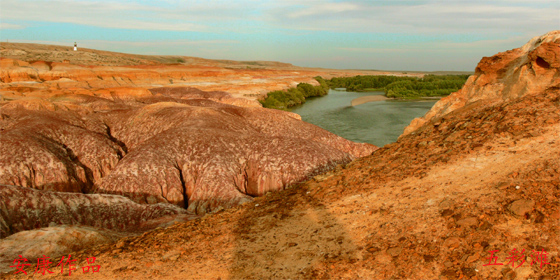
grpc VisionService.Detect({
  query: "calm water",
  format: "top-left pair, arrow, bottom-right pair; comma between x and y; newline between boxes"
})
290,89 -> 437,147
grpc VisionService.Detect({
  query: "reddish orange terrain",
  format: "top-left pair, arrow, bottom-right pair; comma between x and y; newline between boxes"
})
1,31 -> 559,280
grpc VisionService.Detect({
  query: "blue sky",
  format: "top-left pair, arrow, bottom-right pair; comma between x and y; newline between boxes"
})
0,0 -> 558,71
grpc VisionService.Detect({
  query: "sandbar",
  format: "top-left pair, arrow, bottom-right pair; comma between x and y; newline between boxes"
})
351,95 -> 390,106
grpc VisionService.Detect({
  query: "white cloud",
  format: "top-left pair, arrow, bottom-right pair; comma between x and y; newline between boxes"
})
287,2 -> 360,18
0,23 -> 25,30
0,0 -> 255,32
338,35 -> 531,55
1,0 -> 557,35
9,38 -> 239,48
82,39 -> 239,47
264,0 -> 559,35
338,47 -> 410,53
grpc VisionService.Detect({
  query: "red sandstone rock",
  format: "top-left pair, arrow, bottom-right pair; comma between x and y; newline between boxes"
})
95,88 -> 376,214
509,199 -> 535,216
1,85 -> 376,215
0,58 -> 36,83
149,87 -> 262,108
1,42 -> 414,100
0,184 -> 190,238
403,30 -> 560,135
2,33 -> 559,280
0,225 -> 122,274
0,107 -> 124,192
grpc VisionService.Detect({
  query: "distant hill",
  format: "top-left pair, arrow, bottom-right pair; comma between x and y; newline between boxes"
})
0,42 -> 295,68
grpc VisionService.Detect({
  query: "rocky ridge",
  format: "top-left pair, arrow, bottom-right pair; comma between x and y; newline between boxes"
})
403,30 -> 560,135
0,42 -> 416,100
0,184 -> 194,238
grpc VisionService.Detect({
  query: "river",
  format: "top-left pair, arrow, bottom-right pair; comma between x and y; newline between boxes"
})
290,89 -> 437,147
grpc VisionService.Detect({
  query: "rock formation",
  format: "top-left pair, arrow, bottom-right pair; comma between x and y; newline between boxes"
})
0,225 -> 122,274
2,31 -> 554,280
1,42 -> 428,101
0,184 -> 192,238
1,85 -> 376,218
0,107 -> 125,193
0,55 -> 379,272
21,86 -> 557,279
403,30 -> 560,135
95,87 -> 376,214
6,33 -> 558,279
0,44 -> 383,260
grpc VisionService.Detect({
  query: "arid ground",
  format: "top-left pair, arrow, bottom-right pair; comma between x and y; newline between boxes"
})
0,31 -> 559,280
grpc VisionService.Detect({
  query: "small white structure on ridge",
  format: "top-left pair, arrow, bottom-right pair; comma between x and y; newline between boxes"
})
74,42 -> 77,51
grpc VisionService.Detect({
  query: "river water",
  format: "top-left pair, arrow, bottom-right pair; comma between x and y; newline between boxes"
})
290,89 -> 437,147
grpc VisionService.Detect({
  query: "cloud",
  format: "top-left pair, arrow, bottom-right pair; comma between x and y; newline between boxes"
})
10,38 -> 239,48
0,0 -> 256,32
263,0 -> 559,35
345,34 -> 532,50
81,39 -> 240,47
434,36 -> 531,50
0,23 -> 25,30
338,47 -> 410,53
1,0 -> 557,36
287,2 -> 360,18
1,0 -> 557,70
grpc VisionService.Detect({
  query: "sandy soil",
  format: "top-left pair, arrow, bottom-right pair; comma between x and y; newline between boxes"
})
350,95 -> 390,106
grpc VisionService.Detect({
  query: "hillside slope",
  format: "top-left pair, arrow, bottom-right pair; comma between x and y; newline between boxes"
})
0,42 -> 294,68
3,34 -> 558,280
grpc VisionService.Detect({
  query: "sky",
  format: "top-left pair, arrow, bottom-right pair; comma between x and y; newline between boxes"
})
0,0 -> 558,71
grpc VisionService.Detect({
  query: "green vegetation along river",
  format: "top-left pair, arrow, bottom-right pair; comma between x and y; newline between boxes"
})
290,89 -> 437,147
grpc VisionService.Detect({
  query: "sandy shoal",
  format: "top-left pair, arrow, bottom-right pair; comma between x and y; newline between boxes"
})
351,95 -> 390,106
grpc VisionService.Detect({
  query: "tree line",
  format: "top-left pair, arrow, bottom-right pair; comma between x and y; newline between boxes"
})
327,74 -> 470,98
259,74 -> 471,110
259,76 -> 329,110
